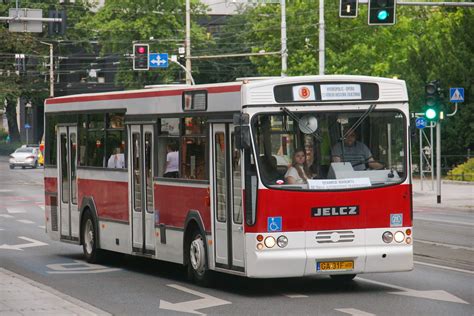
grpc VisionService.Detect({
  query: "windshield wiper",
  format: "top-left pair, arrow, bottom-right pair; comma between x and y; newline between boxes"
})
342,104 -> 376,140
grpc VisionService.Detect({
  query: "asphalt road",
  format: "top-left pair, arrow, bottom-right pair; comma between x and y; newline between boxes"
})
1,160 -> 473,315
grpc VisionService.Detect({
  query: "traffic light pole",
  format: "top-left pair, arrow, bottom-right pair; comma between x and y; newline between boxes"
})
436,121 -> 441,203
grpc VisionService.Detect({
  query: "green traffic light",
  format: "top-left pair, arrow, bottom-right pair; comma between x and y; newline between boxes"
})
377,10 -> 389,21
425,108 -> 437,120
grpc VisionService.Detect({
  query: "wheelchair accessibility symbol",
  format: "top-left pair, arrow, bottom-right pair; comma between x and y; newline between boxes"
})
267,217 -> 282,232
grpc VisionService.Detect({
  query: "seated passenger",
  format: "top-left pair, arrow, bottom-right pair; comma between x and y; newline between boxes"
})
331,130 -> 383,170
107,148 -> 125,168
285,149 -> 312,184
262,155 -> 282,183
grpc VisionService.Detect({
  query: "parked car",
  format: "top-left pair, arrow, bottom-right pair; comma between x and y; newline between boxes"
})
9,147 -> 40,169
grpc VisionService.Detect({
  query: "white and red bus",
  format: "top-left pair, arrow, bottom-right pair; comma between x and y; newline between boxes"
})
44,75 -> 413,284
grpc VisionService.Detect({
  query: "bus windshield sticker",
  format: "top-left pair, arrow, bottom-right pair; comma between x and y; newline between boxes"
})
320,84 -> 361,101
307,178 -> 371,190
292,85 -> 316,101
390,214 -> 403,227
267,217 -> 282,232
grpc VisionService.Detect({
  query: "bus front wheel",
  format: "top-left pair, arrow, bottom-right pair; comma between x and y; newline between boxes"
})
82,212 -> 103,263
187,230 -> 213,286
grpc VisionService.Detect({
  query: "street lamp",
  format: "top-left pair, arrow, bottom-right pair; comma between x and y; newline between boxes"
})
25,101 -> 32,144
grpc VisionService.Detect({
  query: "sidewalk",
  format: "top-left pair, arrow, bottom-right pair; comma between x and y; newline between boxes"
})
412,178 -> 474,212
0,268 -> 109,316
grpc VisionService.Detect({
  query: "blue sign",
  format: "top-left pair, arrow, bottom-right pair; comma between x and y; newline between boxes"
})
24,123 -> 31,129
390,214 -> 403,227
149,53 -> 168,68
267,217 -> 282,232
449,88 -> 464,103
415,117 -> 427,129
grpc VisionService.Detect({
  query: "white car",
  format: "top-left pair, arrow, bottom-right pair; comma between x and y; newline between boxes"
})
9,147 -> 40,169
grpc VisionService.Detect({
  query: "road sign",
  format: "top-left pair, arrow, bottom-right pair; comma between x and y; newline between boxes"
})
149,53 -> 169,68
415,117 -> 427,129
24,123 -> 31,129
449,88 -> 464,103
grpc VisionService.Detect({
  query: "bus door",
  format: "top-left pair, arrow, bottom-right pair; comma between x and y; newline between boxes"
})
129,125 -> 156,255
212,123 -> 245,271
57,126 -> 79,241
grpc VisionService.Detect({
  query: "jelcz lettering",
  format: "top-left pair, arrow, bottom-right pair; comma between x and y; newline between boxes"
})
311,206 -> 359,217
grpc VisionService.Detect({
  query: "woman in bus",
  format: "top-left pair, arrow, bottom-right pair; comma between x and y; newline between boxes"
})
285,149 -> 312,184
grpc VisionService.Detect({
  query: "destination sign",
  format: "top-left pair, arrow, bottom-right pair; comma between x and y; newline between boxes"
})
320,84 -> 362,101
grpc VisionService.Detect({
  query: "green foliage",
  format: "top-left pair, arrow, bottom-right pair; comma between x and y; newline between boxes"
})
447,158 -> 474,182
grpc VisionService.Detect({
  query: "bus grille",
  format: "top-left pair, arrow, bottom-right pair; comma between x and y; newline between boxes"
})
50,196 -> 58,232
315,231 -> 355,243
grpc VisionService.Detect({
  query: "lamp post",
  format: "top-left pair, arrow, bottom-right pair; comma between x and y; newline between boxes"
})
25,101 -> 32,144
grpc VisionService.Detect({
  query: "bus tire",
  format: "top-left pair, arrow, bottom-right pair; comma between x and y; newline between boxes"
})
186,230 -> 213,287
82,211 -> 103,263
330,274 -> 357,282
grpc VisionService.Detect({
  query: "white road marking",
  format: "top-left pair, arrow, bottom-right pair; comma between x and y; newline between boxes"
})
0,228 -> 4,231
160,284 -> 231,315
0,214 -> 14,218
357,277 -> 469,304
283,293 -> 309,298
414,261 -> 474,275
335,308 -> 376,316
47,260 -> 120,274
0,189 -> 13,192
6,207 -> 25,214
17,219 -> 35,224
38,225 -> 46,229
414,239 -> 473,251
0,236 -> 48,251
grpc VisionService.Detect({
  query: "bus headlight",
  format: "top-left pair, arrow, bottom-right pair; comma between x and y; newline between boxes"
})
394,231 -> 405,243
264,236 -> 276,248
277,235 -> 288,248
382,231 -> 393,243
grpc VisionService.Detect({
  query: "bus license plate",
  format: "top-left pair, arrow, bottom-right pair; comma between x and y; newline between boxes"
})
317,261 -> 354,271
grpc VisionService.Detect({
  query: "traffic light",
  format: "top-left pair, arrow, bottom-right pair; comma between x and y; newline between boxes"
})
133,44 -> 149,70
368,0 -> 396,25
424,81 -> 441,122
339,0 -> 358,18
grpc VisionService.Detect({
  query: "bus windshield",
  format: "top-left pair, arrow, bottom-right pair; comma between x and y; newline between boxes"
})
252,109 -> 407,190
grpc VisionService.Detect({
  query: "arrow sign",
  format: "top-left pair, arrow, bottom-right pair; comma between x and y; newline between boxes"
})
149,53 -> 169,68
415,117 -> 427,129
358,277 -> 469,304
0,236 -> 48,251
159,284 -> 231,315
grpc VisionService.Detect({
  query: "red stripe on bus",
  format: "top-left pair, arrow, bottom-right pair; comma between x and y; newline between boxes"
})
155,184 -> 211,231
45,85 -> 241,105
246,184 -> 412,233
44,177 -> 57,194
78,179 -> 129,222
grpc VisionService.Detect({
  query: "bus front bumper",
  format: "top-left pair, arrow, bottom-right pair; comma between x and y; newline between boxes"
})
245,228 -> 413,278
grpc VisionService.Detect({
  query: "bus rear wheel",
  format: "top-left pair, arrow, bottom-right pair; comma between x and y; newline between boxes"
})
82,212 -> 103,263
330,274 -> 357,282
187,230 -> 213,286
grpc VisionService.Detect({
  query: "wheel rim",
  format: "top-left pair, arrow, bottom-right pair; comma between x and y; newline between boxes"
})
84,219 -> 94,255
190,235 -> 206,276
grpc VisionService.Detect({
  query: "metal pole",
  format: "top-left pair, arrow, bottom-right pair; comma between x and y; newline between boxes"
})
419,127 -> 423,190
430,122 -> 434,190
185,0 -> 192,85
318,0 -> 325,75
49,44 -> 54,97
281,0 -> 287,76
436,121 -> 441,203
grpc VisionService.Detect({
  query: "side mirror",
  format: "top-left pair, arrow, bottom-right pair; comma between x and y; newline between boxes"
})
235,126 -> 251,150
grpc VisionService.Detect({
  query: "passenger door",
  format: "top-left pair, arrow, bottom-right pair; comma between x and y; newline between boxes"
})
129,125 -> 156,255
58,126 -> 79,241
212,123 -> 245,271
